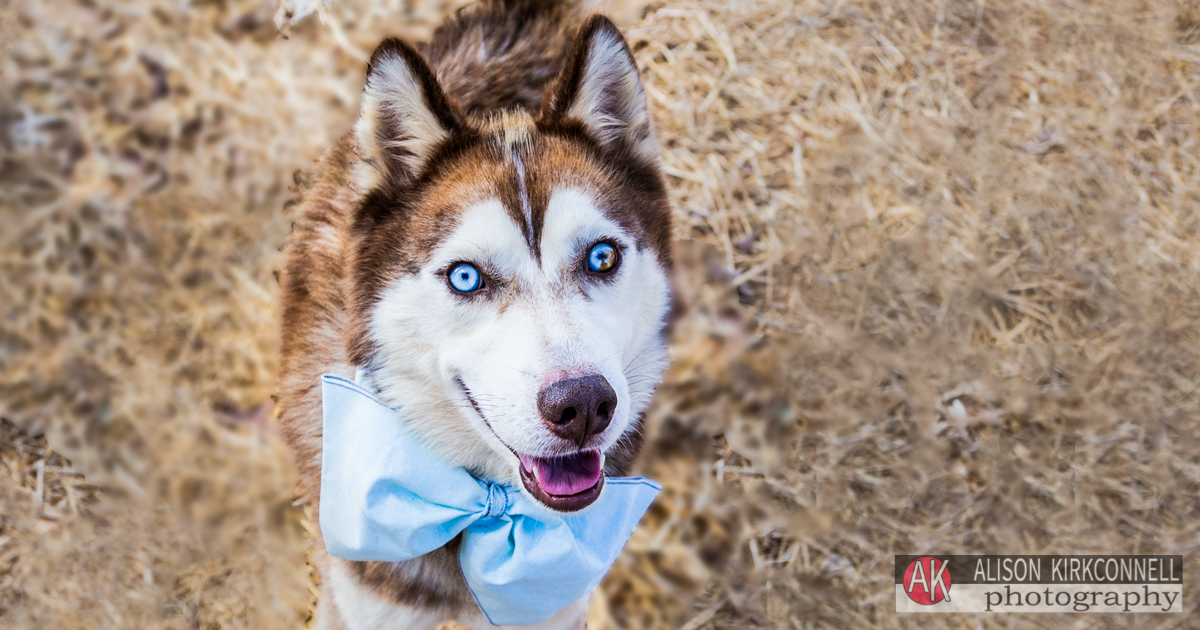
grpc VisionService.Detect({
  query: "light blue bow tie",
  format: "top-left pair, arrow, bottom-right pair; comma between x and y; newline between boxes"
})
318,374 -> 660,626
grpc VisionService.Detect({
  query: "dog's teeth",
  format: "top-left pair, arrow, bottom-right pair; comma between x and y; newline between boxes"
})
531,465 -> 541,482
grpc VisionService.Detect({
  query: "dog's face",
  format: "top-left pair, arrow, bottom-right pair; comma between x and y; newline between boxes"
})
345,18 -> 672,511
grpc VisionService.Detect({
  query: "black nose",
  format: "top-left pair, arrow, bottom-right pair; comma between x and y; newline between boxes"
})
537,374 -> 617,447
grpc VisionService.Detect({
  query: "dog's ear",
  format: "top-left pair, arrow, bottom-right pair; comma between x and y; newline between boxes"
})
540,15 -> 659,164
353,38 -> 465,192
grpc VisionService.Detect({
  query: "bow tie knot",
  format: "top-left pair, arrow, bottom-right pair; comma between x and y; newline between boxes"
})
482,482 -> 509,519
319,374 -> 660,627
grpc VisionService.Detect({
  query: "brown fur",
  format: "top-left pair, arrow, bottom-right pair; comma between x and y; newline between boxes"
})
277,3 -> 671,626
424,0 -> 580,115
347,128 -> 672,366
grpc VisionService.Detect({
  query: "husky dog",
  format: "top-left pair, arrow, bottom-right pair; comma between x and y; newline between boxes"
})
276,1 -> 673,628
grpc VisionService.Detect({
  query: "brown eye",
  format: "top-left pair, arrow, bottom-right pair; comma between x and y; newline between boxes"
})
586,242 -> 619,273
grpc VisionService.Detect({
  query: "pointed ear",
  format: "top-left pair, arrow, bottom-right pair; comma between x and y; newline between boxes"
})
540,15 -> 659,164
353,38 -> 465,192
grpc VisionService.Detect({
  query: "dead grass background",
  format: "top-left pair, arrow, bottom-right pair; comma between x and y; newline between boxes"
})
2,0 -> 1200,628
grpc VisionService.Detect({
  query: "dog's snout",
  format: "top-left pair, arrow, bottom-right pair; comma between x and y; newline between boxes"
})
537,374 -> 616,446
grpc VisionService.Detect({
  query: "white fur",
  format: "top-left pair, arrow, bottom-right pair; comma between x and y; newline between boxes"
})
323,562 -> 447,630
331,19 -> 668,630
343,187 -> 669,629
567,29 -> 658,163
353,52 -> 451,192
513,151 -> 535,248
322,561 -> 587,630
365,188 -> 670,488
539,189 -> 671,424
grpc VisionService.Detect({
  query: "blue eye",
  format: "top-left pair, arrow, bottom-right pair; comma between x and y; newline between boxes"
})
587,242 -> 619,273
448,263 -> 483,292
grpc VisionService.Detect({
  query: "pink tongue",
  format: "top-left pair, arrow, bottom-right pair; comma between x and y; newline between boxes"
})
523,451 -> 603,496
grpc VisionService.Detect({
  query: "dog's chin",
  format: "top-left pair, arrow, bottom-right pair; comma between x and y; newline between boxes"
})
516,450 -> 605,512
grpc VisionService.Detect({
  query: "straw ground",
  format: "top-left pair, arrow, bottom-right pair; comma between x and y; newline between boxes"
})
2,0 -> 1198,628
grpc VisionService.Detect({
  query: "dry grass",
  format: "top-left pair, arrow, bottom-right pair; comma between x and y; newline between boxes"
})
2,0 -> 1199,628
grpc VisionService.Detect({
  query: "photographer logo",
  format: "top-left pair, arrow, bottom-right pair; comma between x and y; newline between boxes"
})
903,557 -> 952,605
895,555 -> 1182,613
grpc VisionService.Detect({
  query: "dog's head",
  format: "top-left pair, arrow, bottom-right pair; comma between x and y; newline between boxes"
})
345,16 -> 672,511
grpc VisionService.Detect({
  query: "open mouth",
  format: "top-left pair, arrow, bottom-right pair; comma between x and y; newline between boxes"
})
517,450 -> 605,511
457,377 -> 606,511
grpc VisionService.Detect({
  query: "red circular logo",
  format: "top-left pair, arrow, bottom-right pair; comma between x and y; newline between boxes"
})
903,557 -> 952,605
